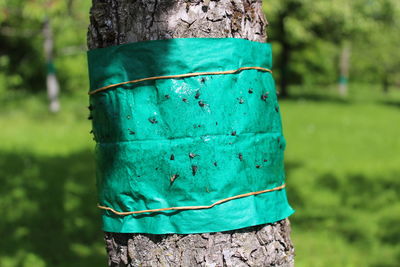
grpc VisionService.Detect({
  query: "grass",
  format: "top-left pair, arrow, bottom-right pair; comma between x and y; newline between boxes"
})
281,84 -> 400,267
0,84 -> 399,266
0,91 -> 105,267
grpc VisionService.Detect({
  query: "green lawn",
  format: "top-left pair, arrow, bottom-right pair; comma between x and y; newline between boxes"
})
0,85 -> 399,266
0,92 -> 105,267
282,85 -> 400,267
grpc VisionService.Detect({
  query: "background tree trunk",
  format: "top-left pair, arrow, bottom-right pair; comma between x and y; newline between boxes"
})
43,18 -> 60,113
338,41 -> 351,97
88,1 -> 294,266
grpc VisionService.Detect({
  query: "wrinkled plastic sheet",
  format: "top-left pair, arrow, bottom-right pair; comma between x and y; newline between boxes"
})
87,38 -> 294,234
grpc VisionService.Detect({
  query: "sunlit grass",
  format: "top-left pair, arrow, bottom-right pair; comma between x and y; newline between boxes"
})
281,84 -> 400,267
0,91 -> 105,267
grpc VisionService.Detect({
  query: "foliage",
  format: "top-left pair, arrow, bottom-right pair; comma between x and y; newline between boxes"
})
264,0 -> 400,90
1,0 -> 399,95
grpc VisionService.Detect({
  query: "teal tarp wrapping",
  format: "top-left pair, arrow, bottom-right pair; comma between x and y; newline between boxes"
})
87,38 -> 294,234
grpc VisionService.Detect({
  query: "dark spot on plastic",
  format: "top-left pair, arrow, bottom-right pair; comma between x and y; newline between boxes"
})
195,91 -> 201,99
261,92 -> 269,101
165,95 -> 170,99
213,161 -> 218,167
231,131 -> 237,136
182,98 -> 188,103
155,167 -> 158,170
263,159 -> 268,162
216,122 -> 218,125
200,77 -> 206,83
238,153 -> 243,161
170,154 -> 175,160
256,165 -> 262,168
192,165 -> 198,176
170,174 -> 179,184
148,117 -> 158,124
238,97 -> 245,104
198,100 -> 206,107
248,88 -> 253,94
129,129 -> 135,135
277,137 -> 281,143
275,106 -> 279,112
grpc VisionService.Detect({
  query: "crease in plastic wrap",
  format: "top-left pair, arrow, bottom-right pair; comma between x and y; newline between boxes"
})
87,38 -> 294,234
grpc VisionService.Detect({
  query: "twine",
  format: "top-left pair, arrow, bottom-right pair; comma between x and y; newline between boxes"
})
97,183 -> 285,216
89,66 -> 272,95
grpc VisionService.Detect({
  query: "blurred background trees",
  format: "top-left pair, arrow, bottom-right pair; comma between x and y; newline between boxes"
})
264,0 -> 400,96
0,0 -> 90,100
0,0 -> 399,98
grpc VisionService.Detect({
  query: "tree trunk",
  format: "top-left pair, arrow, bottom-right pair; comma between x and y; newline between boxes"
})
43,18 -> 60,113
87,1 -> 294,266
338,41 -> 351,97
382,74 -> 390,94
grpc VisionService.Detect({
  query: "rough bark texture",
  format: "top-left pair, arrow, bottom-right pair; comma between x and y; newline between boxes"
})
88,0 -> 267,49
88,1 -> 294,266
105,220 -> 293,267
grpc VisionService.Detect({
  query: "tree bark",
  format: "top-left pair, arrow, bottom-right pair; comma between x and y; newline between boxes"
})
87,1 -> 294,266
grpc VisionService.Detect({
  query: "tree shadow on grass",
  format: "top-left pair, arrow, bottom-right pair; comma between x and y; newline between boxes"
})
380,99 -> 400,109
284,160 -> 305,209
0,150 -> 106,267
286,169 -> 400,266
300,171 -> 400,265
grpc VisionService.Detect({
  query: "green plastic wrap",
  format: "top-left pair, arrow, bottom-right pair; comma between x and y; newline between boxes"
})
87,38 -> 294,234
